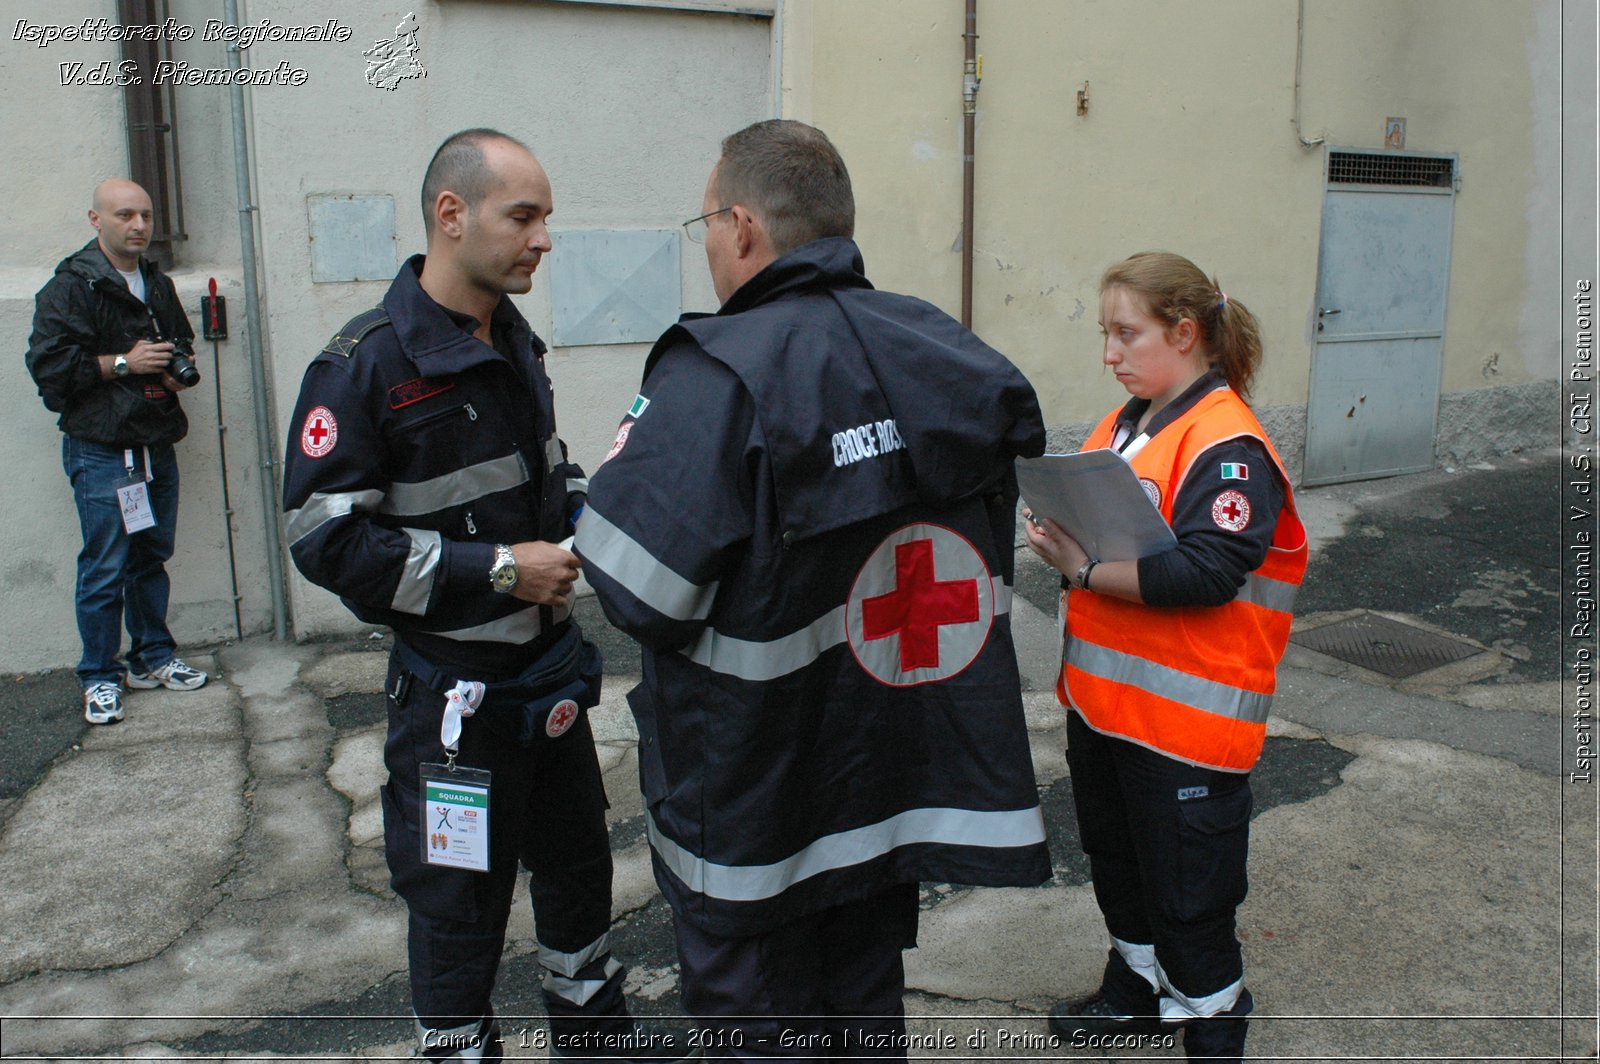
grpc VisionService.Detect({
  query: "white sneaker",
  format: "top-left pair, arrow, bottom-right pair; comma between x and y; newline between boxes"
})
126,657 -> 208,691
83,682 -> 125,724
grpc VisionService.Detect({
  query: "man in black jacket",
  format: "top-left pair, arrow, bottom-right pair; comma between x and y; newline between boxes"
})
577,120 -> 1050,1058
27,178 -> 208,726
281,129 -> 684,1064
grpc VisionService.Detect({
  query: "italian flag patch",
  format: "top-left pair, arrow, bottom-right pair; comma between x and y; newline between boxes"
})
628,394 -> 650,419
1221,462 -> 1249,481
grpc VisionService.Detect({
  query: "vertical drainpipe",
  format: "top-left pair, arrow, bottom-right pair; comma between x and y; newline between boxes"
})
223,0 -> 289,640
960,0 -> 979,329
771,0 -> 785,118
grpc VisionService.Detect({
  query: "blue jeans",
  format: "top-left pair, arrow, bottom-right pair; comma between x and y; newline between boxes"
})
63,437 -> 180,687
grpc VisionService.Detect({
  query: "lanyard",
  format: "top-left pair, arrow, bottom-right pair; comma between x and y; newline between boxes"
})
122,446 -> 154,483
440,680 -> 486,763
1112,424 -> 1152,461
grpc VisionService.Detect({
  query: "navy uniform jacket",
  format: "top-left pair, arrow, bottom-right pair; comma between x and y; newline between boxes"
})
282,256 -> 587,678
576,237 -> 1052,936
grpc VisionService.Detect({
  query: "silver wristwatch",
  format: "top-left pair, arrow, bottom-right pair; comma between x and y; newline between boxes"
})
490,544 -> 518,594
113,355 -> 130,378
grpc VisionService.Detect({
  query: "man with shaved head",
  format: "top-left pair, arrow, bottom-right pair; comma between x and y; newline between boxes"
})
282,129 -> 686,1063
27,178 -> 207,727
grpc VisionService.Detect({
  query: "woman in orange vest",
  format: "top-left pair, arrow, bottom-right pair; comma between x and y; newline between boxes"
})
1024,252 -> 1308,1064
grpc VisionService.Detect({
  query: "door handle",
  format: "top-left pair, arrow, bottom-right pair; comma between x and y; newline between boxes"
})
1318,307 -> 1342,317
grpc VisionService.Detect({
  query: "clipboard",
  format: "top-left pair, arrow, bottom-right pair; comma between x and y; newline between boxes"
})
1014,450 -> 1177,562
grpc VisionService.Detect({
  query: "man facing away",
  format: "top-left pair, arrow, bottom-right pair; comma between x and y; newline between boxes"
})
27,178 -> 209,726
281,129 -> 688,1063
577,119 -> 1052,1059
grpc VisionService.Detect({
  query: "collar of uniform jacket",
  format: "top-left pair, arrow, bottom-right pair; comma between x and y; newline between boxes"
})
383,254 -> 546,376
646,236 -> 1045,543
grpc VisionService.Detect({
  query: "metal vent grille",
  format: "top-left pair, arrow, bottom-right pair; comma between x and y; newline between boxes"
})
1329,152 -> 1454,188
1290,612 -> 1482,678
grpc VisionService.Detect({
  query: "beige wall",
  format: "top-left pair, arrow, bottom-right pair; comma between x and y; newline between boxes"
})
0,0 -> 1568,669
799,0 -> 1561,432
2,0 -> 268,673
0,0 -> 774,666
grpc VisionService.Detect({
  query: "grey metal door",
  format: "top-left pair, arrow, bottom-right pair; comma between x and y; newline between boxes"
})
1304,151 -> 1457,485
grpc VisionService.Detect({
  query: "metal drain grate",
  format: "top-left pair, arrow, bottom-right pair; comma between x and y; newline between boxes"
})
1290,611 -> 1483,678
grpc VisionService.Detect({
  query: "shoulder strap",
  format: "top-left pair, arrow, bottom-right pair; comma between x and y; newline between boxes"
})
321,307 -> 391,358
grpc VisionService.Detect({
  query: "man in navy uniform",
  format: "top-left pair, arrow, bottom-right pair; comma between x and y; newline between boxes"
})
281,129 -> 685,1063
577,120 -> 1052,1058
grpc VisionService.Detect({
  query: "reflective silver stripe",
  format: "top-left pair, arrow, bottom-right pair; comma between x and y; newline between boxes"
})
683,606 -> 847,681
1156,963 -> 1246,1021
1065,637 -> 1272,724
283,489 -> 385,546
542,957 -> 623,1008
545,436 -> 564,470
391,528 -> 442,615
646,804 -> 1047,903
1112,936 -> 1161,994
684,581 -> 1016,682
993,578 -> 1013,616
573,505 -> 717,621
379,453 -> 529,517
566,477 -> 589,495
537,933 -> 610,979
1235,571 -> 1299,614
431,600 -> 570,644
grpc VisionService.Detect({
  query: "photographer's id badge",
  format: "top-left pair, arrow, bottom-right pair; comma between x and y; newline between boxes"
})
419,763 -> 491,872
116,476 -> 156,534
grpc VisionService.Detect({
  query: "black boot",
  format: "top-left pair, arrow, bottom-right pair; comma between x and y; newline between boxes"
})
1180,987 -> 1253,1063
1048,947 -> 1162,1041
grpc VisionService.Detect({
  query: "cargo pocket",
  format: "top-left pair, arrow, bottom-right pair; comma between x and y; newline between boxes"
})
1174,783 -> 1253,924
380,777 -> 483,923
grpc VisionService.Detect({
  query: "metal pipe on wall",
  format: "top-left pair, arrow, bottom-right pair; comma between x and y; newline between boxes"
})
223,0 -> 289,640
960,0 -> 979,328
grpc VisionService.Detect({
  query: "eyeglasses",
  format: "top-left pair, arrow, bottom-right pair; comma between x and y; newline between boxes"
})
682,206 -> 732,244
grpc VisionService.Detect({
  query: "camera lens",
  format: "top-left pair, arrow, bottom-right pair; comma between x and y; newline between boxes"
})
169,352 -> 200,387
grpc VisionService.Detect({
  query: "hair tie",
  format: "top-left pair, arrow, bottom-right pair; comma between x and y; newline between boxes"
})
1216,291 -> 1229,310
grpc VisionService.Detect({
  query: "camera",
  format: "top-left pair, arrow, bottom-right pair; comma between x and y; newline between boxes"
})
168,338 -> 201,387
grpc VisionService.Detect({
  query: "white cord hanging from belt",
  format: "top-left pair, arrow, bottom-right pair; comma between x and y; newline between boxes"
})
440,680 -> 486,760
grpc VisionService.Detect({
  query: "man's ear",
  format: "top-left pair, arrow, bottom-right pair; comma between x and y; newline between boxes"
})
87,208 -> 101,231
730,204 -> 758,259
434,191 -> 468,239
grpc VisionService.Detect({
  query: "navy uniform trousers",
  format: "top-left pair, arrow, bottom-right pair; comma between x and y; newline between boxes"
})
380,632 -> 630,1051
670,884 -> 919,1062
1066,711 -> 1253,1013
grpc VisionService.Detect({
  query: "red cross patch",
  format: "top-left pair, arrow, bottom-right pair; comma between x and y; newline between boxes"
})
546,699 -> 579,738
301,406 -> 338,458
845,523 -> 994,687
1212,489 -> 1251,531
601,420 -> 633,466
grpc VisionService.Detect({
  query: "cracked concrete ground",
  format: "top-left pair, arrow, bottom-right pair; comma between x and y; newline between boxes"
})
0,450 -> 1592,1062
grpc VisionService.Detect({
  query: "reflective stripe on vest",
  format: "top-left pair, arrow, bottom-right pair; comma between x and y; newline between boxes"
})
1060,388 -> 1307,771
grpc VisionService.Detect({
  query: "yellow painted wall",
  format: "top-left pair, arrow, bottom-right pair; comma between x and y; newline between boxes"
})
798,0 -> 1559,427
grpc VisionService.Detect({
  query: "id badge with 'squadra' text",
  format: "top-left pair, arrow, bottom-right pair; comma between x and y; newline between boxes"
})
419,762 -> 491,873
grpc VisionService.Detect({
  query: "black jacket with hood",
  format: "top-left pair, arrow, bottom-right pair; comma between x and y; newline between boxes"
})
577,237 -> 1052,935
26,239 -> 191,447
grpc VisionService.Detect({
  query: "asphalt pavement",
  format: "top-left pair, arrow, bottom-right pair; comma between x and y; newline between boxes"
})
0,448 -> 1590,1063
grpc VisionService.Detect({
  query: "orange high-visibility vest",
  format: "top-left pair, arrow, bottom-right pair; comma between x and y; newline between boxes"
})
1057,387 -> 1308,772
